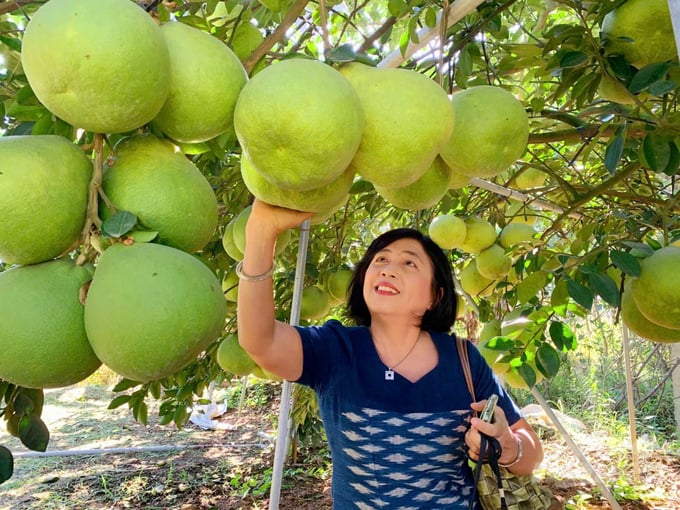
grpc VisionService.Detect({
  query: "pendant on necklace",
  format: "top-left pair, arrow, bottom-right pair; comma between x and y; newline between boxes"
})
385,369 -> 395,380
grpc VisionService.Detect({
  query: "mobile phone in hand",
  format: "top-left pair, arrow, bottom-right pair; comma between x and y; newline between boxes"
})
479,394 -> 498,423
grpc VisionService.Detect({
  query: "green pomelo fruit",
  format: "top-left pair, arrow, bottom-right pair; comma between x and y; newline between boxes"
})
326,267 -> 353,302
479,319 -> 501,343
0,135 -> 91,265
631,246 -> 680,329
84,242 -> 227,382
429,214 -> 467,250
601,0 -> 675,69
622,282 -> 680,343
460,217 -> 497,254
504,201 -> 538,226
153,22 -> 248,144
597,76 -> 639,105
230,205 -> 292,256
503,359 -> 543,389
0,259 -> 101,388
440,86 -> 529,179
374,156 -> 451,211
221,220 -> 244,261
458,261 -> 495,297
499,223 -> 537,249
300,286 -> 331,321
21,0 -> 170,133
475,244 -> 511,279
101,135 -> 218,253
448,170 -> 471,190
216,333 -> 257,376
222,268 -> 239,302
514,167 -> 547,190
251,365 -> 283,381
339,62 -> 454,188
234,59 -> 364,191
230,22 -> 265,61
240,156 -> 354,216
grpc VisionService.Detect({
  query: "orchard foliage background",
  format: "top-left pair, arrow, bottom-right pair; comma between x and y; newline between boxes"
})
1,0 -> 679,464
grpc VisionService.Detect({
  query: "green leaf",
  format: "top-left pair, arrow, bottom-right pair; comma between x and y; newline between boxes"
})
424,7 -> 437,28
605,133 -> 625,174
566,279 -> 593,310
588,271 -> 620,307
102,211 -> 137,238
326,44 -> 358,64
0,446 -> 13,485
388,0 -> 406,17
629,62 -> 671,94
126,230 -> 158,243
112,378 -> 143,392
458,45 -> 473,77
173,406 -> 188,429
516,364 -> 537,388
643,133 -> 672,172
549,320 -> 577,351
536,344 -> 561,377
18,415 -> 49,452
559,51 -> 588,68
516,271 -> 549,305
107,395 -> 131,410
486,336 -> 515,350
132,401 -> 148,425
611,250 -> 641,277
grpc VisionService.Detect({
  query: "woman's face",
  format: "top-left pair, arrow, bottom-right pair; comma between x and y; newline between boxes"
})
362,237 -> 436,324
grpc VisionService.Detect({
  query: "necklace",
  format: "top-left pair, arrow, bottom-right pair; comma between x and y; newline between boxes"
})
382,333 -> 422,381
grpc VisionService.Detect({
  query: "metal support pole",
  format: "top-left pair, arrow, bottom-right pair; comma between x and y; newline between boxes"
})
621,325 -> 640,482
268,219 -> 311,510
530,388 -> 623,510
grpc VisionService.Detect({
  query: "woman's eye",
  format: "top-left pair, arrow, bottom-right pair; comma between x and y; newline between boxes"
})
405,260 -> 416,267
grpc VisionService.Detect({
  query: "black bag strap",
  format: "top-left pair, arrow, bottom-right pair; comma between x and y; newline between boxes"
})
456,338 -> 508,510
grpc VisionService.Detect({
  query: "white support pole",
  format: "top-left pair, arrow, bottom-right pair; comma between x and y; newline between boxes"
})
530,388 -> 623,510
621,325 -> 641,483
668,0 -> 680,62
377,0 -> 486,69
268,219 -> 311,510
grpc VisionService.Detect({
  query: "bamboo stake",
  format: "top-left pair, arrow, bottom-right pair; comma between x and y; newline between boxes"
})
622,325 -> 641,482
378,0 -> 486,69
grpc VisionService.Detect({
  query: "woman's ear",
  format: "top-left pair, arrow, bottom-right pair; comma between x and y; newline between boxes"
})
429,286 -> 444,309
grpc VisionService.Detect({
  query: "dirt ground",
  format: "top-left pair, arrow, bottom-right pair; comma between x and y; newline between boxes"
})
1,382 -> 679,510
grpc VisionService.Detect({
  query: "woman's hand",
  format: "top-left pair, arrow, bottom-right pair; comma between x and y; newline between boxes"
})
465,399 -> 516,463
249,198 -> 313,238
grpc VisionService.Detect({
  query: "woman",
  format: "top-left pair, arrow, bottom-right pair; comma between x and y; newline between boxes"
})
237,199 -> 544,509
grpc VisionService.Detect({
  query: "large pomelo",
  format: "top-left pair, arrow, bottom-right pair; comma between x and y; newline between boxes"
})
240,156 -> 354,218
234,59 -> 364,191
458,261 -> 495,298
499,223 -> 537,249
229,205 -> 292,256
622,282 -> 680,343
630,246 -> 680,329
101,134 -> 218,253
440,86 -> 528,179
0,135 -> 91,265
216,333 -> 257,376
428,214 -> 467,250
601,0 -> 676,69
21,0 -> 170,133
475,244 -> 511,279
326,267 -> 353,303
374,156 -> 451,211
460,217 -> 497,254
339,62 -> 453,188
153,22 -> 248,143
84,242 -> 227,382
300,286 -> 331,321
0,259 -> 101,388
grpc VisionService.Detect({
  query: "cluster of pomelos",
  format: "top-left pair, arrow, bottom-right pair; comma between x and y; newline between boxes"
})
0,0 -> 243,389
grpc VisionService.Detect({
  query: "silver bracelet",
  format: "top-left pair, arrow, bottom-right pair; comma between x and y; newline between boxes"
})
499,434 -> 523,468
235,261 -> 275,282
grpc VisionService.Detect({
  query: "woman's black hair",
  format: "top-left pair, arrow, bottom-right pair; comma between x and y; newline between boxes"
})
346,228 -> 457,332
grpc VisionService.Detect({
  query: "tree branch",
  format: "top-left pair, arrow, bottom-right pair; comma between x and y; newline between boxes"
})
0,0 -> 42,16
242,0 -> 311,74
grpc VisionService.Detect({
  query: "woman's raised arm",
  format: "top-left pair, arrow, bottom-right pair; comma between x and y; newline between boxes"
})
236,199 -> 312,381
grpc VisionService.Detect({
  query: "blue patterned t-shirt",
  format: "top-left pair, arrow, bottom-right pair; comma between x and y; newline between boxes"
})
295,320 -> 521,510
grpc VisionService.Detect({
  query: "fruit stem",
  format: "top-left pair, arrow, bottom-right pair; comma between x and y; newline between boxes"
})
76,134 -> 106,265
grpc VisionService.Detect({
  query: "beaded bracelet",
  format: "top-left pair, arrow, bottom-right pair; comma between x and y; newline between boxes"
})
499,434 -> 523,468
235,261 -> 275,282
